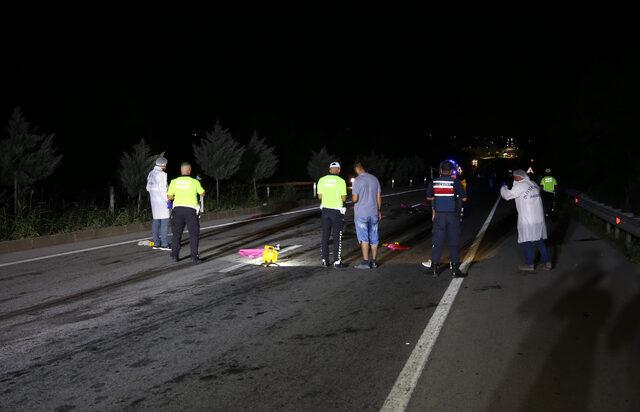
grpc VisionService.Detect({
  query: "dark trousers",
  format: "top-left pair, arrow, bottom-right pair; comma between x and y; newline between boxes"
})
542,191 -> 555,215
321,208 -> 344,262
431,212 -> 461,265
520,240 -> 551,265
171,207 -> 200,259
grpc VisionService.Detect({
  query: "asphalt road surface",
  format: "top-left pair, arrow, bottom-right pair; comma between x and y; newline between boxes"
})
1,189 -> 639,411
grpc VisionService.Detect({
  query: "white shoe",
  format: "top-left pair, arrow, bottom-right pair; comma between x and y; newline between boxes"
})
421,260 -> 432,268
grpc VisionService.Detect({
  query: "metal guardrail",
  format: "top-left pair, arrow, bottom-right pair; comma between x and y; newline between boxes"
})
257,182 -> 315,199
258,181 -> 314,187
564,189 -> 640,246
258,180 -> 426,199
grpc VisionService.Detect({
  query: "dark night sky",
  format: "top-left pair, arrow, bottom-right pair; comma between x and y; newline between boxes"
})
1,6 -> 635,199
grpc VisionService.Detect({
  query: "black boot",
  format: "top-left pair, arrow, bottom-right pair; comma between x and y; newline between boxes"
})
450,262 -> 464,277
430,263 -> 440,278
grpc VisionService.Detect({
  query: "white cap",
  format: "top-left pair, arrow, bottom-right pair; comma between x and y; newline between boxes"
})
329,162 -> 341,168
155,157 -> 168,167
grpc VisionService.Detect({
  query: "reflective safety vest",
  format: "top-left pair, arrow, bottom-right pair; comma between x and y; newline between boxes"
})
167,176 -> 205,209
427,176 -> 466,212
540,176 -> 557,193
317,174 -> 347,209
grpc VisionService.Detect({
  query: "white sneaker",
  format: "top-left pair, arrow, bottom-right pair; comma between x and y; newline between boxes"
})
421,260 -> 432,268
157,246 -> 171,251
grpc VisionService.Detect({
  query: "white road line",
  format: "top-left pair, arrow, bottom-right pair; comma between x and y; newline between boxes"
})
380,196 -> 501,412
460,196 -> 501,274
218,245 -> 302,273
0,189 -> 425,269
0,238 -> 153,269
381,189 -> 425,198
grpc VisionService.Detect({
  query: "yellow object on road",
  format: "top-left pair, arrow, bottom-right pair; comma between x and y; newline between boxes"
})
263,245 -> 279,266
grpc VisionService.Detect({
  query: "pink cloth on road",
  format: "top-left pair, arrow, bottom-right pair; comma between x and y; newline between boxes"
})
239,248 -> 264,258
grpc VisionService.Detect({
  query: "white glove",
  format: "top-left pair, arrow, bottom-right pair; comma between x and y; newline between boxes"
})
340,207 -> 347,215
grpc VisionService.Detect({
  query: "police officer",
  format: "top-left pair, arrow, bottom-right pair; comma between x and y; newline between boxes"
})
422,160 -> 467,277
167,162 -> 205,264
317,162 -> 348,268
540,168 -> 557,216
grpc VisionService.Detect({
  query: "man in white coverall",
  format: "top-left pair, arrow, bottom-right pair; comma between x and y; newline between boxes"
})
146,157 -> 171,250
500,169 -> 552,272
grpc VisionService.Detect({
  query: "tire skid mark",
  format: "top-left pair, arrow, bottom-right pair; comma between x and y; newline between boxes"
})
0,267 -> 322,380
0,214 -> 320,322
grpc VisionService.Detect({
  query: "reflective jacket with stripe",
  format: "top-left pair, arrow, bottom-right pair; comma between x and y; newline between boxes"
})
426,176 -> 466,212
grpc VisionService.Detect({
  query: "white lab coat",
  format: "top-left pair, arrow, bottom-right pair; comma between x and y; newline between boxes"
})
146,166 -> 170,220
500,176 -> 547,243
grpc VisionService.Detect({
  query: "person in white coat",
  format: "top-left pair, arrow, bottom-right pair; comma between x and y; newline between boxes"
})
500,169 -> 552,272
146,157 -> 171,250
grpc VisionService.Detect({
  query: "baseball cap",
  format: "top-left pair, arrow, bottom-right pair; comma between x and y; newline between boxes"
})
329,162 -> 341,168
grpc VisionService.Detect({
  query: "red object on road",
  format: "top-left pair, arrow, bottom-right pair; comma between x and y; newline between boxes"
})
383,242 -> 410,251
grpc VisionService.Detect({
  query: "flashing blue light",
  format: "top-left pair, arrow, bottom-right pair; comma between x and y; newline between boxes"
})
446,159 -> 463,177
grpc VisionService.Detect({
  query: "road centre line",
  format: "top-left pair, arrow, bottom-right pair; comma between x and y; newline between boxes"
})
0,189 -> 425,268
380,195 -> 501,412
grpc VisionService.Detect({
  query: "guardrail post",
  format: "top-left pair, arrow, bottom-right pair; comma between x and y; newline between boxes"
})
109,186 -> 115,214
313,182 -> 317,198
615,226 -> 621,240
626,232 -> 633,249
266,185 -> 270,199
391,179 -> 395,189
410,179 -> 413,188
606,222 -> 611,235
